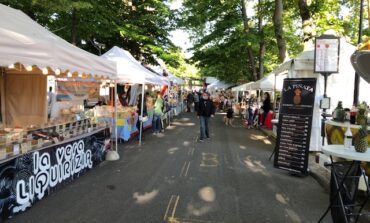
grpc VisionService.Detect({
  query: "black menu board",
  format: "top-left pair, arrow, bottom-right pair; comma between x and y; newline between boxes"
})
274,78 -> 317,175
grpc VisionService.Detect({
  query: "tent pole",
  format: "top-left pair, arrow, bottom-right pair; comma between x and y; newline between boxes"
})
106,81 -> 120,161
139,83 -> 145,146
115,82 -> 118,152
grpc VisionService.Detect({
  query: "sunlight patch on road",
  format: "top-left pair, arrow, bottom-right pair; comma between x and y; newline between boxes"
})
133,189 -> 159,205
242,156 -> 270,176
187,203 -> 213,217
168,147 -> 179,155
156,133 -> 166,138
179,118 -> 190,121
239,145 -> 247,150
183,141 -> 191,147
172,121 -> 196,126
198,186 -> 216,202
250,134 -> 272,145
275,193 -> 289,205
285,208 -> 301,223
167,125 -> 176,130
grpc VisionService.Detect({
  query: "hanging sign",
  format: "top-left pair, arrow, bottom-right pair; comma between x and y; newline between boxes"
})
314,35 -> 340,73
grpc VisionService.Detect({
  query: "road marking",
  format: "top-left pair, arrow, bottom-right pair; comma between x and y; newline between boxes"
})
180,162 -> 187,177
164,195 -> 176,221
164,195 -> 180,222
200,152 -> 219,167
188,147 -> 195,156
169,217 -> 224,223
184,161 -> 191,177
171,195 -> 180,218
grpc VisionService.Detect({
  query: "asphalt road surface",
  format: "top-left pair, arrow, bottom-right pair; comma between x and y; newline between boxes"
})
8,113 -> 331,223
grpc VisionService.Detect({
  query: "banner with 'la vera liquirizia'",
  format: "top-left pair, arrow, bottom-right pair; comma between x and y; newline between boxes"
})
0,128 -> 110,221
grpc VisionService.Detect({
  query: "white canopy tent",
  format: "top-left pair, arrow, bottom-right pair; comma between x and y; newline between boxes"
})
0,3 -> 116,78
248,73 -> 287,91
275,38 -> 370,151
151,66 -> 185,85
231,82 -> 254,92
101,46 -> 167,85
101,46 -> 169,146
0,3 -> 121,160
207,80 -> 232,92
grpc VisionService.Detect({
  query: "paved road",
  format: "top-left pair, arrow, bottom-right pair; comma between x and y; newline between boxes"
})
9,113 -> 330,223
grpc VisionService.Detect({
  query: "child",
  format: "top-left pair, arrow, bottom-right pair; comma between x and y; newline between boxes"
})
224,106 -> 234,126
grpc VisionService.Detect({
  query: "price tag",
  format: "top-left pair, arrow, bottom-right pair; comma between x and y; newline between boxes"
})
13,144 -> 20,155
53,137 -> 59,144
56,125 -> 60,132
0,148 -> 6,159
5,135 -> 11,145
27,141 -> 32,150
19,131 -> 24,140
21,143 -> 28,153
37,139 -> 43,147
61,124 -> 66,132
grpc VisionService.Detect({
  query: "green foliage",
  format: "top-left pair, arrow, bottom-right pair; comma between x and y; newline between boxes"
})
179,0 -> 363,84
0,0 -> 188,73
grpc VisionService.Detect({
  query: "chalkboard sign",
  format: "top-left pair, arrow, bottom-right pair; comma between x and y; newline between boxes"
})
274,78 -> 317,175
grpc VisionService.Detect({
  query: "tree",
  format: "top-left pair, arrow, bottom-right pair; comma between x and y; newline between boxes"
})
273,0 -> 289,62
0,0 -> 184,70
241,0 -> 258,81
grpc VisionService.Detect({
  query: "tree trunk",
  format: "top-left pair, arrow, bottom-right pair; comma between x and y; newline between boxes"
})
273,0 -> 289,63
298,0 -> 313,50
241,0 -> 258,81
71,9 -> 77,45
257,0 -> 265,80
258,42 -> 266,80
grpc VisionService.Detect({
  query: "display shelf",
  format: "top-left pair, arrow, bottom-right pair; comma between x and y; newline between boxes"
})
0,126 -> 107,164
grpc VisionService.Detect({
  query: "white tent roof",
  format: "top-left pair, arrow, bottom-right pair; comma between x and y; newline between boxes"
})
101,46 -> 167,85
151,66 -> 185,85
207,80 -> 232,91
249,73 -> 287,91
231,82 -> 254,92
0,4 -> 116,78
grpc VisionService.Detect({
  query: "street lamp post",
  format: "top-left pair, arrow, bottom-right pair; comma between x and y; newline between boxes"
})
354,0 -> 365,106
314,33 -> 340,146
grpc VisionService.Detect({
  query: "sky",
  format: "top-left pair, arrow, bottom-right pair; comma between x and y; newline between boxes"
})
168,0 -> 193,58
168,0 -> 257,59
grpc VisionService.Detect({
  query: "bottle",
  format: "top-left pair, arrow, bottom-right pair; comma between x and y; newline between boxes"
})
344,124 -> 353,149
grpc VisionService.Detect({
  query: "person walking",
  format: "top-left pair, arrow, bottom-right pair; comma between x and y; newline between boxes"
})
153,91 -> 163,134
197,92 -> 215,142
194,90 -> 200,112
186,91 -> 194,112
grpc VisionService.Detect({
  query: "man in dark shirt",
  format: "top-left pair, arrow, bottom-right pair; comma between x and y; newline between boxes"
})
197,92 -> 215,142
186,91 -> 194,112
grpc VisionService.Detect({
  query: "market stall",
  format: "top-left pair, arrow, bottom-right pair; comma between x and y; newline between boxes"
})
0,3 -> 116,220
272,38 -> 370,151
101,46 -> 169,144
